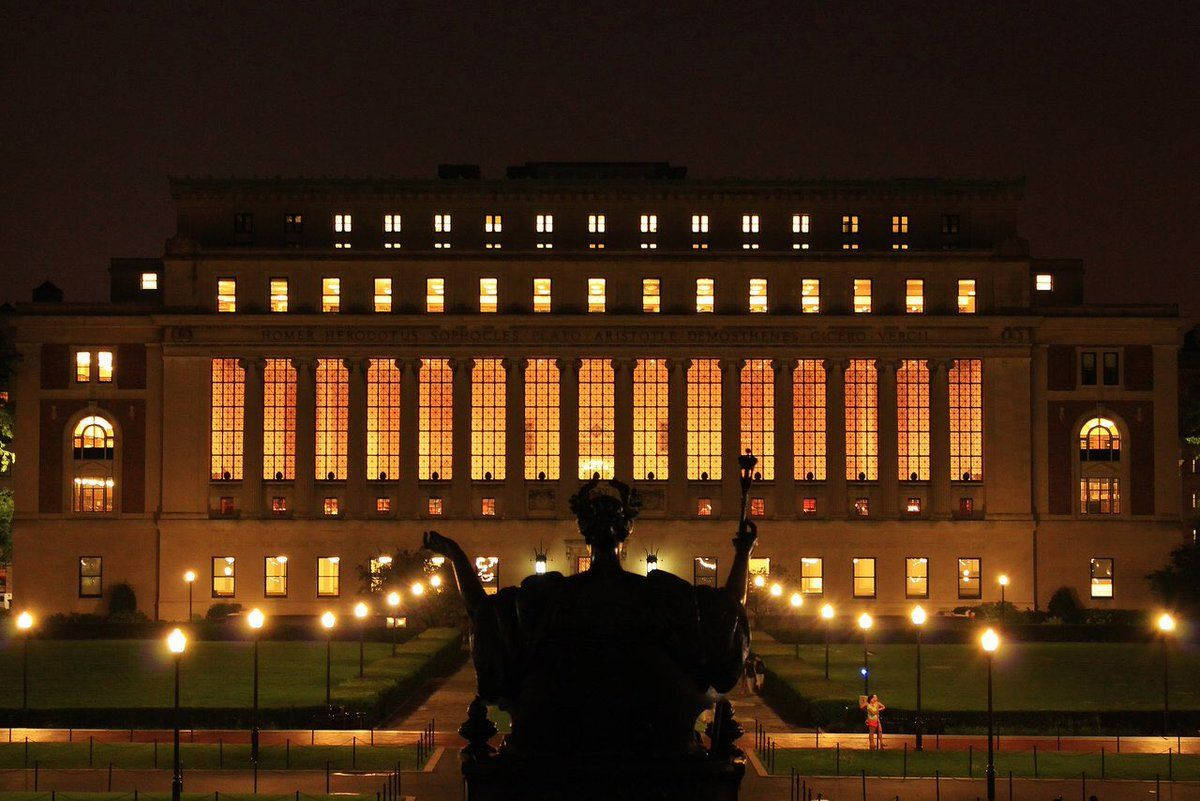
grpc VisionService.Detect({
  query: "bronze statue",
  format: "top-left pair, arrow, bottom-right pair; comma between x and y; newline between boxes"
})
424,454 -> 759,799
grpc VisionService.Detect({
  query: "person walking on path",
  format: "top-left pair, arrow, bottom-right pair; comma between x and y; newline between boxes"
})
743,653 -> 757,693
753,655 -> 766,692
860,693 -> 886,750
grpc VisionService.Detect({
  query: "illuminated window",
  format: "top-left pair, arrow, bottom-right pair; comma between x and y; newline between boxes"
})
852,557 -> 876,598
1035,273 -> 1053,291
524,359 -> 560,480
374,497 -> 390,515
906,557 -> 928,598
72,415 -> 115,513
957,279 -> 977,314
1081,478 -> 1120,515
740,360 -> 774,480
263,359 -> 296,480
792,214 -> 810,233
640,214 -> 658,233
210,358 -> 245,480
906,497 -> 922,514
696,278 -> 714,313
905,279 -> 924,314
76,351 -> 91,382
842,215 -> 859,234
217,278 -> 236,312
79,557 -> 102,598
270,278 -> 289,313
748,279 -> 768,313
697,499 -> 712,516
479,278 -> 498,313
692,214 -> 709,233
1079,417 -> 1121,461
533,278 -> 552,312
793,360 -> 826,481
687,359 -> 722,480
434,214 -> 451,232
588,214 -> 606,247
642,278 -> 661,313
633,358 -> 669,480
212,557 -> 235,597
892,215 -> 908,234
800,557 -> 823,594
481,497 -> 497,516
957,557 -> 981,599
801,497 -> 817,515
853,279 -> 872,313
949,359 -> 983,481
265,556 -> 288,597
693,557 -> 718,588
323,497 -> 339,516
426,278 -> 445,313
140,272 -> 158,290
958,497 -> 974,516
419,359 -> 453,480
536,214 -> 554,248
317,556 -> 340,597
321,278 -> 341,313
588,278 -> 606,313
334,213 -> 352,233
471,359 -> 506,481
367,359 -> 401,480
801,279 -> 820,313
218,496 -> 234,515
476,556 -> 499,594
373,278 -> 392,313
428,497 -> 443,515
578,358 -> 615,479
1090,558 -> 1114,598
94,350 -> 113,383
845,359 -> 878,481
749,557 -> 770,578
742,214 -> 760,233
384,214 -> 402,233
897,360 -> 930,481
284,213 -> 303,241
854,497 -> 870,517
484,214 -> 502,248
749,497 -> 765,517
315,359 -> 348,480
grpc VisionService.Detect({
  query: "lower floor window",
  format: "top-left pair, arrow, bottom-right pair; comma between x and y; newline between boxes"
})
475,556 -> 500,594
957,557 -> 981,599
265,556 -> 287,597
1090,557 -> 1114,598
73,474 -> 114,513
800,557 -> 823,595
318,556 -> 340,597
1080,478 -> 1120,515
852,557 -> 876,598
213,556 -> 236,597
906,557 -> 928,598
694,556 -> 718,588
79,556 -> 102,597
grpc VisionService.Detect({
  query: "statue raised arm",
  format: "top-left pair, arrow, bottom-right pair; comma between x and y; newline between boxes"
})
722,451 -> 760,605
423,530 -> 487,617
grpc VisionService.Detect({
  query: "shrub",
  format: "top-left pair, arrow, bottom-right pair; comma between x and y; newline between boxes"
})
1047,586 -> 1085,624
107,582 -> 138,615
206,602 -> 243,620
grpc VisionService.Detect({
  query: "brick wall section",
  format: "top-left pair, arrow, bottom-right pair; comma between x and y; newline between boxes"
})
1123,345 -> 1154,391
38,399 -> 146,514
1047,400 -> 1154,515
117,344 -> 147,390
40,344 -> 69,389
1046,345 -> 1075,390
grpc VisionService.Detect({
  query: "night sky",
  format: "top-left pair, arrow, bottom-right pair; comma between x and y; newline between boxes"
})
2,2 -> 1197,323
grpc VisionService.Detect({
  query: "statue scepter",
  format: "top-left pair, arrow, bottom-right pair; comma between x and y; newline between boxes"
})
723,451 -> 759,606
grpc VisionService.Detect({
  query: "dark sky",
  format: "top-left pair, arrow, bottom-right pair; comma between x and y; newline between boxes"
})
2,2 -> 1197,323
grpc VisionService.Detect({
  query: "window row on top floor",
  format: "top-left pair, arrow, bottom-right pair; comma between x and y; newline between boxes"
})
229,211 -> 964,251
214,275 -> 978,314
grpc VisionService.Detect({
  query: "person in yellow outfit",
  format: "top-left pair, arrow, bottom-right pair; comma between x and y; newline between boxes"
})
859,694 -> 886,750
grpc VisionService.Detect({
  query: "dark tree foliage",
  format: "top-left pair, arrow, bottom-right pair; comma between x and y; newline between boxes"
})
1046,586 -> 1085,623
1148,539 -> 1200,614
356,548 -> 465,629
0,321 -> 18,563
107,581 -> 138,615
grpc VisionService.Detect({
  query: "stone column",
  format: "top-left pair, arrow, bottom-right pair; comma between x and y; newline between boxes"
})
451,357 -> 473,516
398,358 -> 420,516
613,358 -> 634,481
721,358 -> 742,517
240,358 -> 264,517
773,359 -> 796,517
824,358 -> 847,518
877,359 -> 900,517
558,358 -> 580,515
930,359 -> 952,519
345,358 -> 368,516
505,358 -> 526,516
667,358 -> 690,515
292,357 -> 316,518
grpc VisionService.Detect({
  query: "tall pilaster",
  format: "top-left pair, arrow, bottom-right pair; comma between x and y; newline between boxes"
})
667,358 -> 690,515
292,357 -> 316,518
451,357 -> 473,516
240,358 -> 264,517
505,358 -> 526,516
773,359 -> 796,517
930,358 -> 952,519
877,359 -> 900,517
345,358 -> 368,516
824,358 -> 847,518
558,358 -> 580,515
721,358 -> 742,516
398,358 -> 420,516
613,358 -> 634,481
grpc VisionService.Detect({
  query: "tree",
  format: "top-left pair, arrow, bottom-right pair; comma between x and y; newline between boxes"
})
1147,539 -> 1200,614
356,549 -> 465,629
0,323 -> 19,563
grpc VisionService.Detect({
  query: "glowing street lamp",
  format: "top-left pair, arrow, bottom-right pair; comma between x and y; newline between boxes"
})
386,591 -> 401,656
910,605 -> 928,750
410,581 -> 426,597
354,601 -> 369,677
980,628 -> 1001,801
997,574 -> 1009,604
429,574 -> 443,589
166,628 -> 187,801
1157,612 -> 1177,734
16,611 -> 34,711
789,592 -> 803,609
769,582 -> 783,598
752,574 -> 766,589
246,608 -> 265,762
320,611 -> 336,707
858,612 -> 873,696
183,571 -> 196,621
820,603 -> 835,680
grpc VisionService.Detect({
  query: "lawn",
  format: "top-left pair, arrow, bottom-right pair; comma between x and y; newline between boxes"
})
756,639 -> 1200,712
771,747 -> 1200,780
0,629 -> 462,710
0,742 -> 419,771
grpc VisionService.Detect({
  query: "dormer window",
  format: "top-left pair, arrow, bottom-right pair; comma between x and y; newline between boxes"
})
891,214 -> 909,250
741,214 -> 760,249
792,214 -> 810,250
484,214 -> 502,249
842,214 -> 860,250
333,214 -> 352,248
691,214 -> 709,249
434,214 -> 452,248
639,214 -> 658,249
1036,273 -> 1053,292
588,214 -> 606,249
383,214 -> 402,248
140,272 -> 158,290
536,214 -> 554,249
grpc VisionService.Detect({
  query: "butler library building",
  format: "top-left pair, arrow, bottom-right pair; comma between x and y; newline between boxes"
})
3,162 -> 1189,619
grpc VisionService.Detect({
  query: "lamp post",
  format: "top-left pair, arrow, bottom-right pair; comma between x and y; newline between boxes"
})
981,628 -> 1000,801
166,627 -> 187,801
183,571 -> 196,621
320,611 -> 336,708
354,601 -> 369,678
819,603 -> 835,680
910,605 -> 927,750
997,574 -> 1009,604
386,591 -> 401,656
1157,612 -> 1176,734
857,612 -> 873,696
246,608 -> 265,762
16,611 -> 34,711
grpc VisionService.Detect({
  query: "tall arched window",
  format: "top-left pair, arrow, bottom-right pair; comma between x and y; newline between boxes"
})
1079,417 -> 1121,461
1077,416 -> 1123,515
72,415 -> 115,513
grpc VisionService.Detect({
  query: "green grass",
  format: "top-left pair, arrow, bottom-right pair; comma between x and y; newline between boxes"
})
0,629 -> 461,709
756,640 -> 1200,711
0,742 -> 419,771
771,747 -> 1200,780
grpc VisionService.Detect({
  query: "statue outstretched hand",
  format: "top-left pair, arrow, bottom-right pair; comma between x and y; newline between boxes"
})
422,529 -> 462,558
733,518 -> 757,553
422,530 -> 486,614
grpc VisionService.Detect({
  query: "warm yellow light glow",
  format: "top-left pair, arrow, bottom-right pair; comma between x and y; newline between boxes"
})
16,611 -> 34,631
687,359 -> 722,479
418,358 -> 453,480
1157,612 -> 1177,633
980,628 -> 1000,652
321,277 -> 341,313
587,278 -> 606,313
210,358 -> 246,481
533,277 -> 552,312
853,279 -> 871,314
263,359 -> 297,481
857,612 -> 873,631
578,358 -> 615,479
753,574 -> 766,588
696,278 -> 714,313
426,278 -> 445,313
748,278 -> 768,313
167,627 -> 187,654
633,359 -> 669,480
183,570 -> 196,583
354,601 -> 369,619
524,359 -> 561,480
897,359 -> 930,481
820,603 -> 835,620
321,611 -> 336,629
247,608 -> 265,629
949,359 -> 983,481
769,582 -> 783,597
910,605 -> 927,626
845,359 -> 879,481
410,582 -> 426,597
315,359 -> 349,480
740,360 -> 775,480
998,574 -> 1010,587
386,591 -> 401,608
801,278 -> 820,313
789,592 -> 803,608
